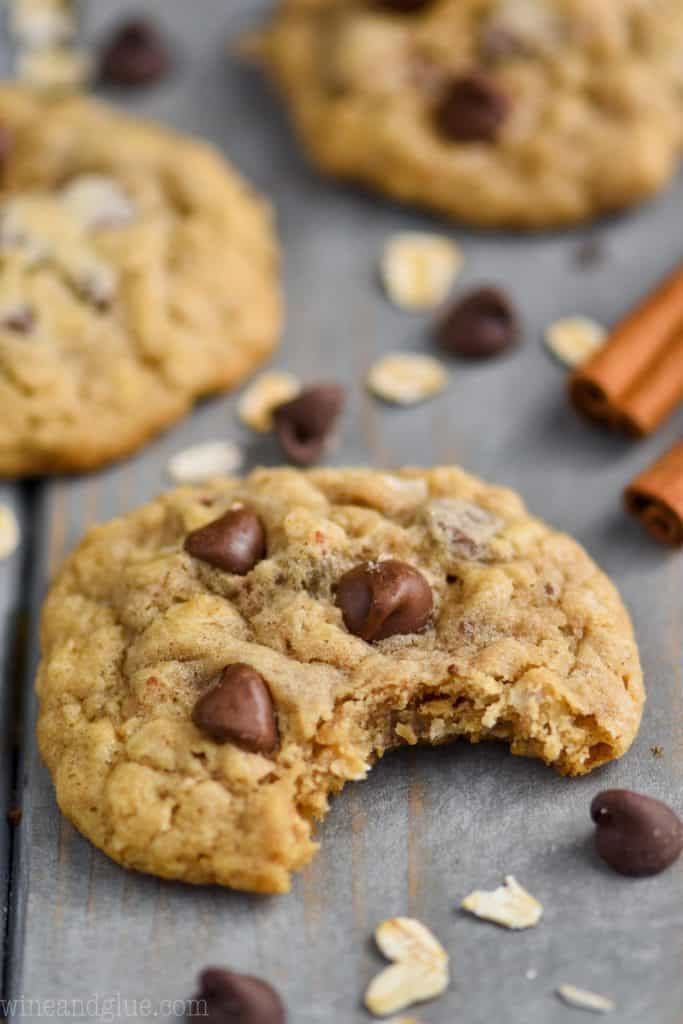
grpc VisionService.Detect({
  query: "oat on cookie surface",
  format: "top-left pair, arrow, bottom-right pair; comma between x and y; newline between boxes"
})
257,0 -> 683,228
36,465 -> 644,893
0,87 -> 281,476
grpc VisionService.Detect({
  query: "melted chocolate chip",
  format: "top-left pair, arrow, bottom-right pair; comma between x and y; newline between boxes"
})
437,287 -> 518,359
192,665 -> 278,754
336,559 -> 433,642
100,19 -> 170,86
185,508 -> 266,575
273,384 -> 345,466
190,967 -> 285,1024
435,72 -> 510,143
591,789 -> 683,877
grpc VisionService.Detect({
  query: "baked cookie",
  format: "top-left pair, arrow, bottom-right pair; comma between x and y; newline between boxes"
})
37,466 -> 644,893
0,87 -> 281,476
256,0 -> 683,228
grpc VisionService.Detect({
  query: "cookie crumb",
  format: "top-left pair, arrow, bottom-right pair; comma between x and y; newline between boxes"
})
545,316 -> 606,368
367,353 -> 447,405
365,917 -> 449,1017
0,505 -> 20,560
167,441 -> 242,484
574,237 -> 604,269
395,721 -> 418,745
461,875 -> 542,929
238,371 -> 301,432
381,232 -> 463,310
651,745 -> 664,758
557,984 -> 615,1014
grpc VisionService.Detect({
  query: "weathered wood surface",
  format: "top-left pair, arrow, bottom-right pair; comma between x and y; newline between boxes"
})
1,2 -> 682,1021
0,481 -> 24,967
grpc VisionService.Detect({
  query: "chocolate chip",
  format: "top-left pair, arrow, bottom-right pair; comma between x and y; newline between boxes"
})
192,665 -> 278,754
591,789 -> 683,877
436,287 -> 518,359
435,72 -> 510,143
100,19 -> 170,86
185,508 -> 266,575
371,0 -> 432,11
336,559 -> 433,642
190,967 -> 285,1024
273,384 -> 345,467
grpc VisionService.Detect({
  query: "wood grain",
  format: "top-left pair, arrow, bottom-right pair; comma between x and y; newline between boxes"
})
2,2 -> 682,1021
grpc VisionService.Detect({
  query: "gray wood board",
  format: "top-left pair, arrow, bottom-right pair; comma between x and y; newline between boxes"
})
4,1 -> 683,1021
0,481 -> 24,971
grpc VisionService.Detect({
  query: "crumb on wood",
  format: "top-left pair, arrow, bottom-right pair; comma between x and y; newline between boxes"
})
574,236 -> 604,269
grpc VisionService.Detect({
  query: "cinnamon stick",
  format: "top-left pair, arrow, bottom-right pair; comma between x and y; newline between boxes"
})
625,440 -> 683,545
570,265 -> 683,435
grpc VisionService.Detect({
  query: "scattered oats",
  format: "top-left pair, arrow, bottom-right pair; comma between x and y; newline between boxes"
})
544,316 -> 606,368
17,46 -> 92,93
367,353 -> 447,405
365,917 -> 449,1017
238,371 -> 301,432
651,745 -> 664,758
461,875 -> 542,930
167,441 -> 243,485
381,232 -> 463,310
557,985 -> 615,1014
59,176 -> 136,231
0,505 -> 20,560
10,0 -> 75,46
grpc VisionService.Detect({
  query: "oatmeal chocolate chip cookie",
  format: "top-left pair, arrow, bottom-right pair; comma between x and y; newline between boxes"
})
256,0 -> 683,228
0,87 -> 281,476
36,465 -> 644,893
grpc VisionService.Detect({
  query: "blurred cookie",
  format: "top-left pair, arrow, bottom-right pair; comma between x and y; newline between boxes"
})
258,0 -> 683,227
0,88 -> 281,475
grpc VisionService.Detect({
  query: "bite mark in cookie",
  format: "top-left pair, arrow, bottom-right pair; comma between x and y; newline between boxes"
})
36,466 -> 645,892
